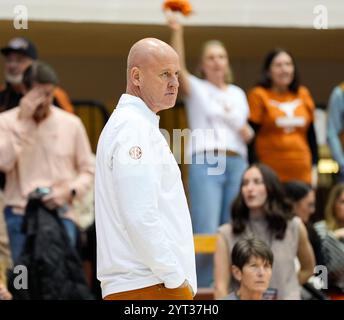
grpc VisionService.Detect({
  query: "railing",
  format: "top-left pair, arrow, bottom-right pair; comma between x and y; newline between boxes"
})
72,100 -> 110,152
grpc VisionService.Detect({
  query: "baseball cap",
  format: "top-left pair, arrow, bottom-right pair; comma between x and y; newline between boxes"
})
1,37 -> 38,60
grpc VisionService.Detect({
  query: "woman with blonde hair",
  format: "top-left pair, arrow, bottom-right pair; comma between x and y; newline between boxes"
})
323,184 -> 344,238
166,10 -> 253,287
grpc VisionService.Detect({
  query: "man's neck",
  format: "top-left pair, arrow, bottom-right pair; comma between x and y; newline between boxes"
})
7,82 -> 25,94
126,86 -> 159,114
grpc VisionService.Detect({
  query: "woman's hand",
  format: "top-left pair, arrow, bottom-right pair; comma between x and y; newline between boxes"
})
239,123 -> 255,144
165,9 -> 183,31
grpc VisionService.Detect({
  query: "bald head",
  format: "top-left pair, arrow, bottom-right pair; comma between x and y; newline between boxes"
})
126,38 -> 180,113
127,38 -> 178,73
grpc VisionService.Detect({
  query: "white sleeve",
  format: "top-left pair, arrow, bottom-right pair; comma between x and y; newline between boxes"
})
239,87 -> 250,119
112,124 -> 186,288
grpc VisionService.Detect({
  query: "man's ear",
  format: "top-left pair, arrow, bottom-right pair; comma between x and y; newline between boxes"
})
232,265 -> 242,282
131,67 -> 141,86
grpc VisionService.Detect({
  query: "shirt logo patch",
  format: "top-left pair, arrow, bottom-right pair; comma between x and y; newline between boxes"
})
129,146 -> 142,159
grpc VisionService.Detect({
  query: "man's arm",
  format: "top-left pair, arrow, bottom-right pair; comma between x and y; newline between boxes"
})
0,87 -> 46,172
112,128 -> 186,289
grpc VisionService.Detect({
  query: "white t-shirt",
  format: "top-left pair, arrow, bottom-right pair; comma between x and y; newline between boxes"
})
185,75 -> 249,158
95,94 -> 197,298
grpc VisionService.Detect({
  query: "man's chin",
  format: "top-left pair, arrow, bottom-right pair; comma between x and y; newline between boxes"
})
5,73 -> 23,85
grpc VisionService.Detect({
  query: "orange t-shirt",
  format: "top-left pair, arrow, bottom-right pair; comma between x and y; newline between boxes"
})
53,87 -> 74,114
248,86 -> 315,183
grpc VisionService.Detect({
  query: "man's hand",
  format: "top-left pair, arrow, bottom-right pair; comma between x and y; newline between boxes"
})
42,183 -> 72,210
239,123 -> 255,144
18,87 -> 46,120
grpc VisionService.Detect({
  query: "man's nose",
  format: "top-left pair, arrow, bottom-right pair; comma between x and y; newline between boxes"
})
169,75 -> 179,87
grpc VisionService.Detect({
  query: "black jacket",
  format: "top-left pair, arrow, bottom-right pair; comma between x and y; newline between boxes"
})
8,199 -> 93,300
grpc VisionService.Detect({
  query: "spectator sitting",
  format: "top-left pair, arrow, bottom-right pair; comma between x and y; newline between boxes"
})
283,181 -> 324,266
314,183 -> 344,292
222,237 -> 273,300
214,163 -> 315,300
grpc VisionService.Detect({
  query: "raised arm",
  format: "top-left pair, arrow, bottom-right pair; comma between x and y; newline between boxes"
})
165,10 -> 191,96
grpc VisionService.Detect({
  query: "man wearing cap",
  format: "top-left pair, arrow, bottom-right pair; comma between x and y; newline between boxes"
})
95,38 -> 196,300
0,37 -> 74,113
0,61 -> 94,263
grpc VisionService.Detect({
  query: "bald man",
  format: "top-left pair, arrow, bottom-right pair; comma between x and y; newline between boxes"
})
95,38 -> 197,300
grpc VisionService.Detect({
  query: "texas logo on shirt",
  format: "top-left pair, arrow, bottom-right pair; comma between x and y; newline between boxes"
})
270,99 -> 306,133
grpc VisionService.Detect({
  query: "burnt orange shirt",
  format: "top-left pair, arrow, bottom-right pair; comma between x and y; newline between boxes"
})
248,86 -> 315,183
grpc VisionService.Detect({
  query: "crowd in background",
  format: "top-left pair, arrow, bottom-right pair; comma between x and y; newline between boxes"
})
0,14 -> 344,300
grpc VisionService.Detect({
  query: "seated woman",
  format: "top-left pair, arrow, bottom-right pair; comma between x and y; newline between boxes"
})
223,237 -> 273,300
314,183 -> 344,292
214,163 -> 315,300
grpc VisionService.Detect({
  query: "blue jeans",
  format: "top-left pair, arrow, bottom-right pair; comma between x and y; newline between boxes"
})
4,206 -> 78,265
189,152 -> 247,287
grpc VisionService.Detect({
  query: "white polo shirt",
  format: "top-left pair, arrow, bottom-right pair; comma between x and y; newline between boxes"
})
95,94 -> 197,297
185,75 -> 249,157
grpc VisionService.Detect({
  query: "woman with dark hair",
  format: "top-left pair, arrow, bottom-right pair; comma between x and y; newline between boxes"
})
223,237 -> 274,300
283,181 -> 324,266
214,164 -> 315,300
248,48 -> 318,186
